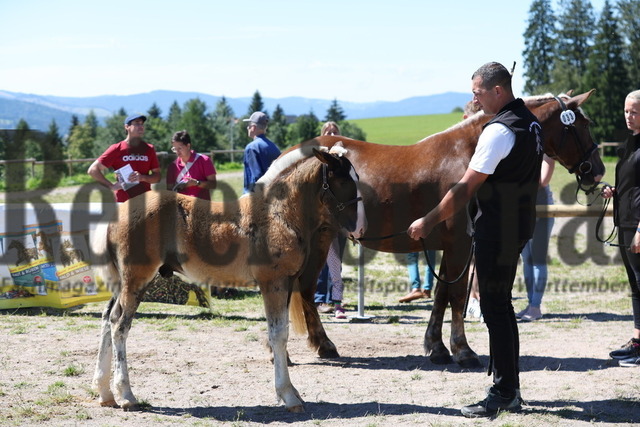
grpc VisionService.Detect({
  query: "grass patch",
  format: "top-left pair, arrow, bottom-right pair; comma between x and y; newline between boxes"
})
63,364 -> 84,377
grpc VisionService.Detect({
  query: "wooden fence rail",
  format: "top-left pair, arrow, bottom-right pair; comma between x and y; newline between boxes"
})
0,150 -> 246,177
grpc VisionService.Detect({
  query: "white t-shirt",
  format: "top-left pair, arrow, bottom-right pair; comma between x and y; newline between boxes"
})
468,123 -> 515,174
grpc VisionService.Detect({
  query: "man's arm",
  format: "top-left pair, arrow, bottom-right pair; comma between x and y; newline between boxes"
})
138,168 -> 161,184
88,159 -> 121,191
408,168 -> 489,240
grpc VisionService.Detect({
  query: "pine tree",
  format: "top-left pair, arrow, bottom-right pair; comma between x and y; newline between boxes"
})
40,120 -> 65,185
289,111 -> 319,145
93,112 -> 126,158
211,96 -> 236,153
84,110 -> 99,139
552,0 -> 595,93
247,90 -> 265,116
522,0 -> 556,95
68,115 -> 80,140
617,0 -> 640,87
180,98 -> 218,152
167,101 -> 182,132
268,104 -> 289,148
144,116 -> 171,152
66,124 -> 95,173
324,99 -> 346,122
582,0 -> 631,145
147,103 -> 162,119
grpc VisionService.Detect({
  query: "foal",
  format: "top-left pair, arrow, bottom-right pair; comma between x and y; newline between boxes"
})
91,148 -> 364,412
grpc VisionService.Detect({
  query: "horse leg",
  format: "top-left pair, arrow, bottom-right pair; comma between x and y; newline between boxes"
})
424,278 -> 454,364
448,278 -> 482,369
93,297 -> 118,407
298,261 -> 339,358
261,279 -> 304,412
110,288 -> 144,410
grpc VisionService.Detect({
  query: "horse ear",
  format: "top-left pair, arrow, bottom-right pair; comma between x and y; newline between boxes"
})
313,148 -> 341,170
568,89 -> 596,108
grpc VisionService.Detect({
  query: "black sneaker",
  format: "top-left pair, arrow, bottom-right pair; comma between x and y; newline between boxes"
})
619,356 -> 640,367
609,338 -> 640,360
461,389 -> 523,418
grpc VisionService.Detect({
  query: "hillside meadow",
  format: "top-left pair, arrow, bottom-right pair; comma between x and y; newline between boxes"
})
351,112 -> 461,146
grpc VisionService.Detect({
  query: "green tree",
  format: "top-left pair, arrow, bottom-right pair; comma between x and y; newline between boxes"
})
582,0 -> 631,145
68,115 -> 80,139
167,101 -> 182,132
324,99 -> 346,122
288,111 -> 320,145
338,121 -> 367,141
180,98 -> 218,152
66,123 -> 95,173
247,90 -> 265,115
552,0 -> 595,93
84,110 -> 99,140
4,120 -> 31,190
145,116 -> 171,152
40,120 -> 65,185
92,110 -> 126,158
522,0 -> 556,95
211,96 -> 237,156
269,104 -> 290,148
9,119 -> 30,161
617,0 -> 640,87
147,102 -> 162,119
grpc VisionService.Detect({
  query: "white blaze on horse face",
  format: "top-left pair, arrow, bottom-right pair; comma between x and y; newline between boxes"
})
349,166 -> 367,239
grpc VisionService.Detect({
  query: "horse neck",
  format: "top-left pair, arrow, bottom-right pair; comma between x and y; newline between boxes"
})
417,114 -> 486,160
260,161 -> 330,231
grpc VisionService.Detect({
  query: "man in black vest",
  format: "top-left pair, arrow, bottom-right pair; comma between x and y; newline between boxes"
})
408,62 -> 543,417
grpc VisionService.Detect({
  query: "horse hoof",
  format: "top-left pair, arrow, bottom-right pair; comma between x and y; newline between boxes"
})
457,356 -> 483,369
287,404 -> 305,413
429,353 -> 454,365
99,399 -> 119,408
318,348 -> 340,359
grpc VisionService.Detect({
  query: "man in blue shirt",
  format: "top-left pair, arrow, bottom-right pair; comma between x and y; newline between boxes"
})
242,111 -> 281,193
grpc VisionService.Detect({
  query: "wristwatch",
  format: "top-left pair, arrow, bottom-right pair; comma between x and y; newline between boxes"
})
195,180 -> 201,186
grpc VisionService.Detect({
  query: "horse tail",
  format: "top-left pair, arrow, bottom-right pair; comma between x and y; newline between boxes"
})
90,221 -> 121,294
289,279 -> 308,335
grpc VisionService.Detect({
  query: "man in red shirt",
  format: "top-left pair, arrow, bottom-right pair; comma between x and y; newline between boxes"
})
88,113 -> 161,202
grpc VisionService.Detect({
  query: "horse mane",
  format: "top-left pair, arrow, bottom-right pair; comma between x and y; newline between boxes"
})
257,146 -> 337,187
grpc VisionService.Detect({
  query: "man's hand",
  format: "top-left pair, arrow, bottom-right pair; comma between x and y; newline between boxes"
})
407,217 -> 431,241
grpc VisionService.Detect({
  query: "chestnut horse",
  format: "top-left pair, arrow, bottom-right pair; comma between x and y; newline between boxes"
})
90,148 -> 365,412
292,91 -> 605,368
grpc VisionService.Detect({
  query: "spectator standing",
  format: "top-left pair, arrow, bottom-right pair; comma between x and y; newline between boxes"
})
314,121 -> 348,319
242,111 -> 280,194
602,89 -> 640,367
88,113 -> 161,202
517,154 -> 555,321
166,130 -> 217,200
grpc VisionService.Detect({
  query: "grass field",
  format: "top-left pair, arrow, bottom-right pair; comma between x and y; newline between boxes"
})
351,113 -> 461,146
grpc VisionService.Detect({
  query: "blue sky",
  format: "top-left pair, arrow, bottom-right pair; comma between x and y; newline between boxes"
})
1,0 -> 606,103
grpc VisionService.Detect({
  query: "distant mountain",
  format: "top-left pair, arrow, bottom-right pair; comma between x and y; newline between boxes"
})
0,90 -> 471,132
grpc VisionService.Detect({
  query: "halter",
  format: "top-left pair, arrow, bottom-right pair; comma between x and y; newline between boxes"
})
552,96 -> 599,194
321,162 -> 362,212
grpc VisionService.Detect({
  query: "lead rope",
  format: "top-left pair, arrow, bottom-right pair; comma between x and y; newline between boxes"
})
420,235 -> 475,286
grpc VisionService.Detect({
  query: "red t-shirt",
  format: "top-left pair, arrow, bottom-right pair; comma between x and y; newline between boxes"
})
166,151 -> 216,200
98,140 -> 160,202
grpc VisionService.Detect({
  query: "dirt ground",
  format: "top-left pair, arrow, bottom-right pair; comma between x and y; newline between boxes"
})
1,181 -> 639,425
1,281 -> 639,427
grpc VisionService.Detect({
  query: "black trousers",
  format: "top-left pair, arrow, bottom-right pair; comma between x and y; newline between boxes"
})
619,228 -> 640,331
475,237 -> 527,398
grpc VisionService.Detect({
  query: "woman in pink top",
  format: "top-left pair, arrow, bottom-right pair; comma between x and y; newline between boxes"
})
166,130 -> 217,200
